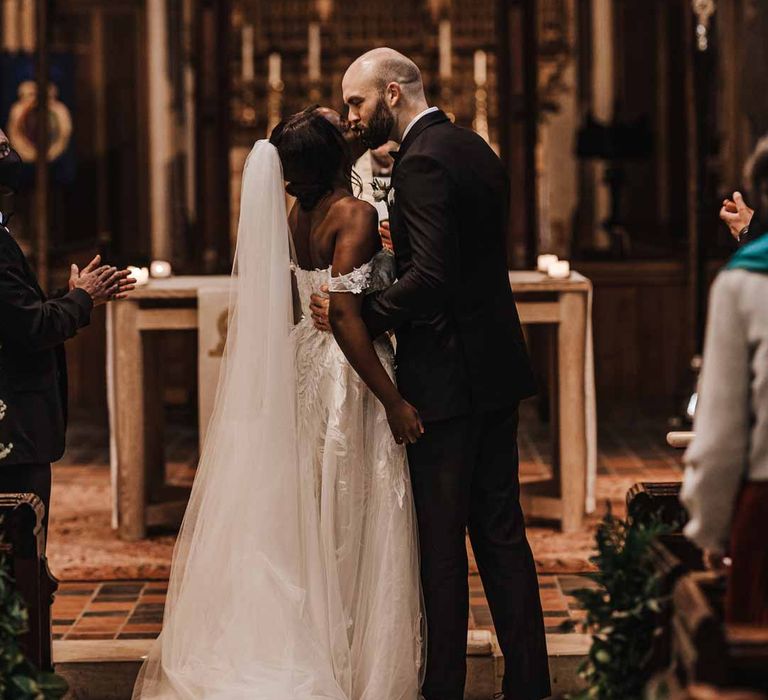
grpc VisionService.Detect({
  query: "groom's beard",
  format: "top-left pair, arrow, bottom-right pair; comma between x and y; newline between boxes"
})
359,98 -> 395,150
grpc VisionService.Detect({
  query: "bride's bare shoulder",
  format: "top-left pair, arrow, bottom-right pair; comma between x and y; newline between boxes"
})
327,196 -> 378,236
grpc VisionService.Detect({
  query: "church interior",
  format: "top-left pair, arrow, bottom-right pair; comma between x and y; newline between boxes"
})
1,1 -> 768,698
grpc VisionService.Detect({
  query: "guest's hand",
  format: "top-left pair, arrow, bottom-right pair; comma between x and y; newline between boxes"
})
310,284 -> 331,332
703,549 -> 729,571
69,255 -> 137,305
720,191 -> 754,241
380,220 -> 393,252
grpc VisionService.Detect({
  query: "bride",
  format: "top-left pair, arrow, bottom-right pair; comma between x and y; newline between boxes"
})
132,106 -> 424,700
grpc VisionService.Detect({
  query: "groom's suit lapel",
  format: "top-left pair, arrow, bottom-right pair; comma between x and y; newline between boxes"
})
391,109 -> 450,176
388,109 -> 450,273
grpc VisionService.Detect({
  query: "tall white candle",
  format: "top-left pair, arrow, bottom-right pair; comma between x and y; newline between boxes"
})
268,52 -> 282,88
439,19 -> 452,79
474,49 -> 487,86
2,0 -> 20,52
20,0 -> 34,52
308,22 -> 321,82
241,24 -> 254,82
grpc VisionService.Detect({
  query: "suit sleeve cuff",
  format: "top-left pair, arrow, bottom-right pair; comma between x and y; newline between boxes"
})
68,287 -> 94,326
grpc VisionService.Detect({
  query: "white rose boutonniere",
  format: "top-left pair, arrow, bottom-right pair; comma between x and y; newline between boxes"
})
372,178 -> 395,218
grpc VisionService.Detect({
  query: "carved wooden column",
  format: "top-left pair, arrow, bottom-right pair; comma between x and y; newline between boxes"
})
497,0 -> 538,268
590,0 -> 614,251
195,0 -> 231,272
147,0 -> 173,261
34,0 -> 49,291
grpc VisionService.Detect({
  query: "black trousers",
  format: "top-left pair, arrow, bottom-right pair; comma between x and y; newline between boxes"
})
0,462 -> 52,551
407,406 -> 550,700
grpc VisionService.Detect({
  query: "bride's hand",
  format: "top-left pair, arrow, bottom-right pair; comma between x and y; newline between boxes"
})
385,398 -> 425,445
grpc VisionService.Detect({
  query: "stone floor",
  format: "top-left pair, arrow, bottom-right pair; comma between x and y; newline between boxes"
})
46,399 -> 683,648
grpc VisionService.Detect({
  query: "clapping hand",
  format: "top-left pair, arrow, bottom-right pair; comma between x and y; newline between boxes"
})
702,549 -> 730,571
720,191 -> 754,241
69,255 -> 137,305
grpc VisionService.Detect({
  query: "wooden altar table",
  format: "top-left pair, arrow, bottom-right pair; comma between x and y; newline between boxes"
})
108,271 -> 593,540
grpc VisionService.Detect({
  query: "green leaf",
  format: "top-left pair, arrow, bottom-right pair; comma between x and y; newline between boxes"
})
10,674 -> 40,694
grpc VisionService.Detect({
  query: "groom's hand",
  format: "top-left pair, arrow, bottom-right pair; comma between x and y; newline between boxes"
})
310,285 -> 331,332
379,220 -> 393,252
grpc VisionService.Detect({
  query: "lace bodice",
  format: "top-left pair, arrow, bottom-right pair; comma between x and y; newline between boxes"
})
291,249 -> 395,320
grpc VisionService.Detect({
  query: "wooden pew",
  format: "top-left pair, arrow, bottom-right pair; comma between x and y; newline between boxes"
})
627,482 -> 705,676
0,493 -> 59,671
647,572 -> 768,698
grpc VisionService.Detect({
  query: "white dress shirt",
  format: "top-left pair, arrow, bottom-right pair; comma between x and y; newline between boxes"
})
400,106 -> 439,143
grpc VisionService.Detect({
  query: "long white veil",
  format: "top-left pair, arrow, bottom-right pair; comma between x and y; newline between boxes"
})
132,140 -> 349,699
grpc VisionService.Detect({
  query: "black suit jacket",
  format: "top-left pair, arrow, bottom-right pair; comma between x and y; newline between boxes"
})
0,224 -> 93,465
362,110 -> 536,422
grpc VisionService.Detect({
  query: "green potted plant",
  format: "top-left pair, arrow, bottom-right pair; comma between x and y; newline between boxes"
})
572,508 -> 671,700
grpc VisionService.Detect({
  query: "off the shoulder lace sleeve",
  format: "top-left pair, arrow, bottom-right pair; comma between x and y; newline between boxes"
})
328,262 -> 373,294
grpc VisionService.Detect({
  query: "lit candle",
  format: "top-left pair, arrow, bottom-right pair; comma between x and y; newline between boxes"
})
547,260 -> 571,279
537,254 -> 559,273
150,260 -> 173,278
308,22 -> 321,82
128,266 -> 150,286
268,52 -> 282,88
241,24 -> 254,82
474,50 -> 487,87
439,19 -> 452,79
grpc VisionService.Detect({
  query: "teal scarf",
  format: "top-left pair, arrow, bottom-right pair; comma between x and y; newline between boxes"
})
727,232 -> 768,272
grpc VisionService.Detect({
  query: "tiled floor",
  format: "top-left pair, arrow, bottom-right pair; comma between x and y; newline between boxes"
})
48,400 -> 683,642
53,581 -> 167,641
52,573 -> 598,641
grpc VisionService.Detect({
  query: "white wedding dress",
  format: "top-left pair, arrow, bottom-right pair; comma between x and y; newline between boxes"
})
132,141 -> 423,700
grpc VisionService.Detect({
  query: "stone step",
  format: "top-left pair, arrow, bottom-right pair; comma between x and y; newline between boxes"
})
55,632 -> 589,700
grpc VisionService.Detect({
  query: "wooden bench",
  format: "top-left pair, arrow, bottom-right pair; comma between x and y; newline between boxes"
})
0,493 -> 59,671
647,572 -> 768,698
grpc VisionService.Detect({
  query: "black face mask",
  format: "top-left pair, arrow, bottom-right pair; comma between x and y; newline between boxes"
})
0,147 -> 22,194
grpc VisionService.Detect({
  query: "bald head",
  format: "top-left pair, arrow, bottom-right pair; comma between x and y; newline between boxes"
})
343,48 -> 430,146
347,48 -> 424,97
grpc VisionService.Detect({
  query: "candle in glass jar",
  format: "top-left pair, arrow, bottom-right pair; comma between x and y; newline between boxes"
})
128,266 -> 150,286
150,260 -> 172,278
537,254 -> 558,273
547,260 -> 571,279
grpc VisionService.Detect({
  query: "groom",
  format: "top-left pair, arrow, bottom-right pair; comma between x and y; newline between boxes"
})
313,48 -> 550,699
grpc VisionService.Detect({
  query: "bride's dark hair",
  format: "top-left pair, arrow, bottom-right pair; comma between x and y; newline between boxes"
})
269,106 -> 354,211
